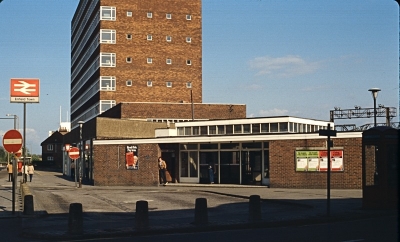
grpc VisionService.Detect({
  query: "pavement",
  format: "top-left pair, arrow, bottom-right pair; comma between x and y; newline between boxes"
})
0,169 -> 397,241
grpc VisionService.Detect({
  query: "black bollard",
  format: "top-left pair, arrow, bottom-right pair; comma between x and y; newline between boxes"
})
249,195 -> 262,222
136,200 -> 149,229
68,203 -> 83,234
194,198 -> 208,225
23,194 -> 34,215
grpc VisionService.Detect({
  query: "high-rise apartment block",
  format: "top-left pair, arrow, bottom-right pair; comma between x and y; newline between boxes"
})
71,0 -> 202,128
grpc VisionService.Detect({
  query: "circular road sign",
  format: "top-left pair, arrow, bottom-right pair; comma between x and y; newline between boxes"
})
68,147 -> 80,160
2,129 -> 23,153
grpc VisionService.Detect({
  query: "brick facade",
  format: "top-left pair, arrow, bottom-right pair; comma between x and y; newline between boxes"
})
269,137 -> 362,189
100,102 -> 247,120
93,143 -> 161,186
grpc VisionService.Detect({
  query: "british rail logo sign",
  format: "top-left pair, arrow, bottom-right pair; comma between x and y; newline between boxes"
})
10,78 -> 40,103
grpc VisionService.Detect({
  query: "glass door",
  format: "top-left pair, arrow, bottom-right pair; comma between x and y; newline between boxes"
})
180,151 -> 199,183
241,150 -> 262,185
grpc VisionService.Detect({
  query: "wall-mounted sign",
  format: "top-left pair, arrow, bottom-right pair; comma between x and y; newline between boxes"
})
296,150 -> 344,172
125,145 -> 139,170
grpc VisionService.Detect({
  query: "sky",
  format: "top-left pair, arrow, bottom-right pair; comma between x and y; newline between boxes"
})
0,0 -> 398,154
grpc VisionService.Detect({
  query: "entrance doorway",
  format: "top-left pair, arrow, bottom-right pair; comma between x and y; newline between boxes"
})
241,150 -> 262,185
161,151 -> 176,183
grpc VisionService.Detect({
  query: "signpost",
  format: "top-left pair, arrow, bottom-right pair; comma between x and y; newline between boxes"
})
2,129 -> 23,215
69,147 -> 80,187
319,123 -> 337,217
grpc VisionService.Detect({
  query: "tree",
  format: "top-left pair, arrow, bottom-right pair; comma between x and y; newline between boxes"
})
0,146 -> 7,162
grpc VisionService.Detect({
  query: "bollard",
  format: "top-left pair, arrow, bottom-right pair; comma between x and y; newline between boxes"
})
23,194 -> 34,215
68,203 -> 83,234
194,198 -> 208,225
249,195 -> 262,222
79,178 -> 82,188
135,200 -> 149,229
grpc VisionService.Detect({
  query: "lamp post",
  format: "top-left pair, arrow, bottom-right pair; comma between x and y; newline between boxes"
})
6,114 -> 18,130
368,88 -> 381,127
78,121 -> 84,188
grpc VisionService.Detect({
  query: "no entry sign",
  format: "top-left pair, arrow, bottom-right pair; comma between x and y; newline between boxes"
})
69,147 -> 80,160
2,129 -> 23,153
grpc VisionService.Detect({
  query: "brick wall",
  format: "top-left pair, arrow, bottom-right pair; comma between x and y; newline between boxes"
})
93,143 -> 161,186
269,137 -> 362,189
99,0 -> 203,104
119,102 -> 247,120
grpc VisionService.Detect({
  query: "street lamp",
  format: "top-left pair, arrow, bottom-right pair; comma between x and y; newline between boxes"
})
78,121 -> 84,188
6,114 -> 18,130
368,88 -> 381,127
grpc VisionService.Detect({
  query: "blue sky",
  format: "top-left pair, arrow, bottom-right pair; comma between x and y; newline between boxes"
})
0,0 -> 398,154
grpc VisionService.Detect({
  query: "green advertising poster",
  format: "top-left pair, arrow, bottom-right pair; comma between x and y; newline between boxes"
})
296,151 -> 319,172
296,151 -> 308,171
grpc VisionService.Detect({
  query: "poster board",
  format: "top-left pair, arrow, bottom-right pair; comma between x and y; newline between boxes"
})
296,149 -> 344,172
125,145 -> 139,170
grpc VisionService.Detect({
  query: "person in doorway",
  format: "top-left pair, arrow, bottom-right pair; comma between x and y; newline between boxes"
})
28,163 -> 34,182
208,165 -> 214,184
158,157 -> 167,185
7,162 -> 13,182
70,161 -> 75,179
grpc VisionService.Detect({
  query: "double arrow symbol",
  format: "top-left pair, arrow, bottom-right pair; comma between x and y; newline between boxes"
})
14,81 -> 36,95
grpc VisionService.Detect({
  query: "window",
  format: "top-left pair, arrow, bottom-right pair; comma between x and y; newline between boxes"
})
280,122 -> 288,132
147,80 -> 152,87
100,76 -> 116,91
166,36 -> 172,42
166,82 -> 172,87
217,125 -> 225,134
186,37 -> 191,43
270,123 -> 278,132
243,124 -> 251,133
166,58 -> 172,64
100,29 -> 116,43
47,156 -> 54,161
184,127 -> 191,135
234,124 -> 242,134
100,100 -> 116,113
127,34 -> 132,39
186,82 -> 192,88
100,53 -> 116,67
147,12 -> 152,18
186,60 -> 192,65
261,123 -> 269,132
166,13 -> 172,19
101,6 -> 116,21
126,57 -> 132,63
126,80 -> 132,86
47,144 -> 53,151
147,58 -> 153,64
186,14 -> 192,20
127,11 -> 132,17
252,124 -> 260,133
209,126 -> 216,134
147,34 -> 152,41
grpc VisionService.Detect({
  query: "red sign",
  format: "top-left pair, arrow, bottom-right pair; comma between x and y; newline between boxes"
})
15,149 -> 22,158
69,147 -> 80,160
10,78 -> 40,103
2,130 -> 23,153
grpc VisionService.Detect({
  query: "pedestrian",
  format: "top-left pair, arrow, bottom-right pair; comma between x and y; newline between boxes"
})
28,163 -> 34,182
158,157 -> 167,185
7,162 -> 13,182
70,161 -> 75,179
208,165 -> 214,184
24,163 -> 29,182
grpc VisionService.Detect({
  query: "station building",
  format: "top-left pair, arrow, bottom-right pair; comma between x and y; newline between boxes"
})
62,106 -> 363,189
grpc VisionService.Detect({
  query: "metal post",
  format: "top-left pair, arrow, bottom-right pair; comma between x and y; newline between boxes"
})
368,88 -> 380,127
327,123 -> 331,217
373,97 -> 377,127
12,154 -> 16,214
23,103 -> 27,183
78,121 -> 84,188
